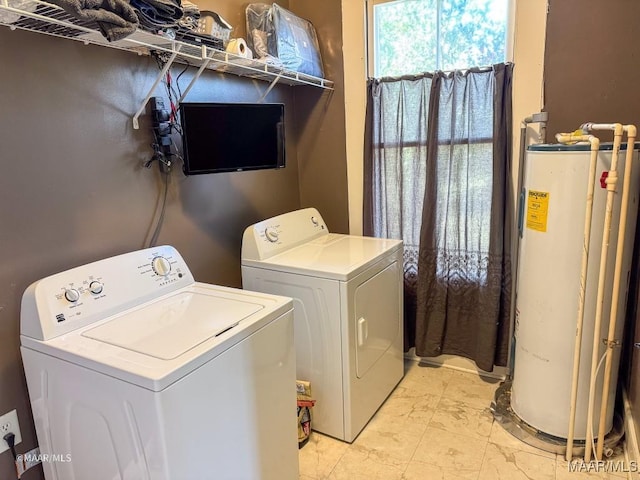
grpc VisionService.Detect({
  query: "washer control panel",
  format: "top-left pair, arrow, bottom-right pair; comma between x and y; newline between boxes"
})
241,207 -> 328,261
21,245 -> 195,341
264,227 -> 280,243
151,256 -> 172,276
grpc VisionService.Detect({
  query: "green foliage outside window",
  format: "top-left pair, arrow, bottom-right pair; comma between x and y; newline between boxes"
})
374,0 -> 508,77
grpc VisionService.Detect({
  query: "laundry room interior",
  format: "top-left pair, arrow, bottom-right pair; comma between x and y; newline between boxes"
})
2,0 -> 640,479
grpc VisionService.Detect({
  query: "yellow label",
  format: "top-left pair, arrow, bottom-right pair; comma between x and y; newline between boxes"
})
526,190 -> 550,232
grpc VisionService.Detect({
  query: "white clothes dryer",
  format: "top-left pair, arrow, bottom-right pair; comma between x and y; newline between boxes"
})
241,208 -> 404,442
20,246 -> 298,480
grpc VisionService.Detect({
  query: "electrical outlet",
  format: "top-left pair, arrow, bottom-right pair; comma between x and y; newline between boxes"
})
0,409 -> 22,455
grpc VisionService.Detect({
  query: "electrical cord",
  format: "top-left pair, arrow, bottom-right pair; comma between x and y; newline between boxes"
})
175,62 -> 190,99
3,432 -> 20,479
171,138 -> 184,164
145,132 -> 172,248
3,432 -> 17,460
151,50 -> 188,135
148,169 -> 169,248
143,52 -> 189,248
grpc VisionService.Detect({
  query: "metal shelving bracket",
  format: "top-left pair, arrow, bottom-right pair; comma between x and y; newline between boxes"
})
1,0 -> 334,129
133,44 -> 182,130
258,74 -> 283,103
177,45 -> 211,104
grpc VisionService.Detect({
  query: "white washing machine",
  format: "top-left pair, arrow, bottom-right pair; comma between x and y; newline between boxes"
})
241,208 -> 404,442
20,245 -> 298,480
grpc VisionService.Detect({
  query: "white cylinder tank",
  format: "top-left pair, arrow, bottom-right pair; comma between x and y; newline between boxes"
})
511,142 -> 640,440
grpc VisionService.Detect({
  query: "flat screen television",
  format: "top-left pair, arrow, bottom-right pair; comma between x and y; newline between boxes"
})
179,102 -> 285,175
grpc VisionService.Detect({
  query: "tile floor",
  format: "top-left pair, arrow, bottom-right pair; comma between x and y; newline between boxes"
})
299,359 -> 630,480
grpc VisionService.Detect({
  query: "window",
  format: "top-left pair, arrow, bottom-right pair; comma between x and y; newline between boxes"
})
369,0 -> 510,77
365,1 -> 513,365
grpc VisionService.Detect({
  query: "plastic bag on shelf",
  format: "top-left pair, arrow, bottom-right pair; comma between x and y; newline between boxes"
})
245,3 -> 324,78
0,0 -> 37,24
246,3 -> 273,58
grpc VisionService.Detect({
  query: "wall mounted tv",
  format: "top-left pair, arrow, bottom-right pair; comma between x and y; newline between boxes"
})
179,102 -> 285,175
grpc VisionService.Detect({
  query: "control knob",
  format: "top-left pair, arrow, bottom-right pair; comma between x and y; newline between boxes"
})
89,281 -> 104,294
64,288 -> 80,303
152,256 -> 172,277
264,227 -> 279,243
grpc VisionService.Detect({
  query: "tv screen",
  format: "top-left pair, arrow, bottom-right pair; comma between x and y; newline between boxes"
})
179,103 -> 285,175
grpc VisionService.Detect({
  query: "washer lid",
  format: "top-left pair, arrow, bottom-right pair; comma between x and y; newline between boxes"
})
243,234 -> 403,281
82,291 -> 262,360
21,283 -> 293,392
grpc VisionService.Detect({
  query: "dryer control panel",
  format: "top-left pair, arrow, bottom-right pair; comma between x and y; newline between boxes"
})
21,245 -> 195,341
241,207 -> 328,261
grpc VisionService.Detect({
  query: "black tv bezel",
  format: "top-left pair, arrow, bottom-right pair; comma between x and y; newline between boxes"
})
179,102 -> 286,175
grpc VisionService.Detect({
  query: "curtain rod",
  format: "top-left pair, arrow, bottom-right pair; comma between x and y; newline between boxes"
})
369,61 -> 513,84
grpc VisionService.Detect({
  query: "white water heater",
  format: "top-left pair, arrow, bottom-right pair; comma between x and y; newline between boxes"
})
511,143 -> 640,440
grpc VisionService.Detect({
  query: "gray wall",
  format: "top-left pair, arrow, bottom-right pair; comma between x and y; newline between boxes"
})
544,0 -> 640,136
0,16 -> 307,479
290,0 -> 350,234
544,3 -> 640,355
544,0 -> 640,450
0,1 -> 356,477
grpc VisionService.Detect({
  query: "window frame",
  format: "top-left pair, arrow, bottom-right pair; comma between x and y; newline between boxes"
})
365,0 -> 516,78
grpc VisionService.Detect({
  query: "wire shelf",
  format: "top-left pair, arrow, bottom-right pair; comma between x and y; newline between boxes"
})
0,0 -> 334,89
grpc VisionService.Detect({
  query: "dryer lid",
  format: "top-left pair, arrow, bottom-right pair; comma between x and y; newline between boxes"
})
82,291 -> 263,360
242,234 -> 402,281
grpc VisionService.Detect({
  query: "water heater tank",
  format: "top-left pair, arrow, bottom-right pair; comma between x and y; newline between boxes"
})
511,143 -> 640,440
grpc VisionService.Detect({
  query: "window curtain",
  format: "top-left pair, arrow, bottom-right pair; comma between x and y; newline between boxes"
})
364,63 -> 513,372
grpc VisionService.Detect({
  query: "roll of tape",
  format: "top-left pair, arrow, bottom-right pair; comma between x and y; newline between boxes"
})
226,38 -> 252,59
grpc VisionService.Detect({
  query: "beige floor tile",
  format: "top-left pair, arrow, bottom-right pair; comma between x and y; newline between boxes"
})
401,460 -> 470,480
411,426 -> 487,480
373,385 -> 441,430
488,421 -> 556,459
478,442 -> 555,480
402,360 -> 454,396
441,370 -> 502,410
365,404 -> 431,438
327,444 -> 408,480
429,396 -> 494,439
300,363 -> 635,480
298,433 -> 348,479
392,380 -> 443,402
352,422 -> 423,463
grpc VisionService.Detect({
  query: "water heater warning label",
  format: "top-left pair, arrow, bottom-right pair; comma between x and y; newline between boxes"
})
526,190 -> 550,232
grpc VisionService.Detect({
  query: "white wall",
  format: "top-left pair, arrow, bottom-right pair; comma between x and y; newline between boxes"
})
342,0 -> 368,236
506,0 -> 547,373
512,0 -> 548,176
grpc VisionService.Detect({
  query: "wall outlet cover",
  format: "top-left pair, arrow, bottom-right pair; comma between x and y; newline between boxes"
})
0,409 -> 22,455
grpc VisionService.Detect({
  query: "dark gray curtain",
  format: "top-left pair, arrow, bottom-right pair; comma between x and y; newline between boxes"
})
364,73 -> 433,349
364,63 -> 513,372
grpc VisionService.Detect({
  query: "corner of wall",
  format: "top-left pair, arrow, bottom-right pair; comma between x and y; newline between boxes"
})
289,0 -> 351,234
341,0 -> 367,236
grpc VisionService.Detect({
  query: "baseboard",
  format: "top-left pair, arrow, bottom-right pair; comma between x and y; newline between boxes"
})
623,388 -> 640,479
404,349 -> 507,380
